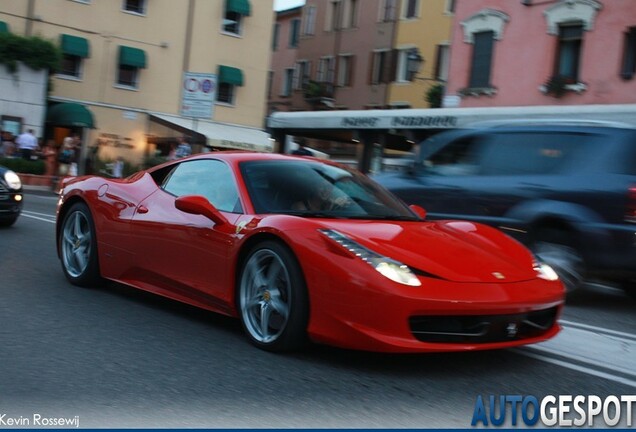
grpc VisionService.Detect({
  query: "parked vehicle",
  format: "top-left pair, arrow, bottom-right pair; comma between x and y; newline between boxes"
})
0,165 -> 23,227
56,153 -> 563,353
374,121 -> 636,297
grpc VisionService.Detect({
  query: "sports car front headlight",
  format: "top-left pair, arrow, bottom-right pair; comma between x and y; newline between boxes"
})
319,229 -> 421,287
533,259 -> 559,281
4,170 -> 21,190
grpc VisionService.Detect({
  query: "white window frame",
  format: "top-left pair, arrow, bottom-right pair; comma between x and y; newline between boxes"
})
325,0 -> 342,31
289,18 -> 301,48
435,43 -> 450,82
303,6 -> 316,36
282,68 -> 294,96
217,82 -> 236,105
402,0 -> 419,19
343,0 -> 358,28
57,54 -> 84,80
116,65 -> 140,90
379,0 -> 397,22
543,0 -> 602,35
337,54 -> 353,87
317,56 -> 335,83
223,10 -> 244,36
121,0 -> 146,16
371,49 -> 390,84
294,60 -> 311,90
396,49 -> 412,82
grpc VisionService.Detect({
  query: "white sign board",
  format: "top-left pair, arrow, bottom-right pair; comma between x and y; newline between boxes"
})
180,72 -> 217,119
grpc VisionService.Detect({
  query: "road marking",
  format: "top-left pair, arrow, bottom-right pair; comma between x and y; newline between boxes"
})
21,211 -> 55,224
22,210 -> 57,219
518,349 -> 636,389
24,193 -> 59,201
517,321 -> 636,389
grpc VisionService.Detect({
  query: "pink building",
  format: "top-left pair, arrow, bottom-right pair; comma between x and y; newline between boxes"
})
445,0 -> 636,107
269,6 -> 303,114
289,0 -> 397,111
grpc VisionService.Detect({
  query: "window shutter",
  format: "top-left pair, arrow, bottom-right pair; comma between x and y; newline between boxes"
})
469,31 -> 494,88
621,27 -> 636,80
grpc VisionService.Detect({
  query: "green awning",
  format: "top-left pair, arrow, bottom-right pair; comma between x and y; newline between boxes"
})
60,34 -> 90,58
226,0 -> 251,16
0,21 -> 9,33
46,103 -> 95,128
218,65 -> 244,86
118,45 -> 146,68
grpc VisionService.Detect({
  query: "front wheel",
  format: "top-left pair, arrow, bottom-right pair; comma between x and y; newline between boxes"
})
237,241 -> 309,352
0,216 -> 18,227
59,202 -> 102,287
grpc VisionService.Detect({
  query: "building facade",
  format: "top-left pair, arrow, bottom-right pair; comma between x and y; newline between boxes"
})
268,6 -> 302,114
386,0 -> 454,108
0,0 -> 274,169
444,0 -> 636,107
288,0 -> 397,111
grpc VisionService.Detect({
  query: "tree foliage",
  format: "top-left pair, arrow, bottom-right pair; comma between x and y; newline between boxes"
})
425,84 -> 445,108
0,33 -> 61,73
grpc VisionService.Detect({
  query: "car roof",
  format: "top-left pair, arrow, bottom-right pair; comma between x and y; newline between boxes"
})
145,151 -> 346,174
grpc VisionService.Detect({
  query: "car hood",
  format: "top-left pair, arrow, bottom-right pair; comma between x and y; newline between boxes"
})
319,220 -> 537,283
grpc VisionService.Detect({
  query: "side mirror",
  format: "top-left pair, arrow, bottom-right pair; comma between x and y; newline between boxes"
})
175,195 -> 228,226
409,204 -> 427,220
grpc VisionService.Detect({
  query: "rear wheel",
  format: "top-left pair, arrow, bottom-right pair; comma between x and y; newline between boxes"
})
237,241 -> 308,352
531,227 -> 584,294
59,202 -> 102,287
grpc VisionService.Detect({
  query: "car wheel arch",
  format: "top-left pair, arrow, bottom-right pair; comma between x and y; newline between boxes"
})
234,232 -> 309,302
234,233 -> 311,351
56,195 -> 92,256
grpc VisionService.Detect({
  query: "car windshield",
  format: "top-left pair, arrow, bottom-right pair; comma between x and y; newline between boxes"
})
240,160 -> 419,220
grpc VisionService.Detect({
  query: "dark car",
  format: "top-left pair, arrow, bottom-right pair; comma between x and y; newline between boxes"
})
374,121 -> 636,296
0,165 -> 23,227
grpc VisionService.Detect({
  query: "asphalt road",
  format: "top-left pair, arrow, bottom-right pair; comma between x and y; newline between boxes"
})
1,191 -> 634,428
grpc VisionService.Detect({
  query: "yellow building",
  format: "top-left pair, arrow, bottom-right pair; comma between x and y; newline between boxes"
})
387,0 -> 454,108
0,0 -> 273,169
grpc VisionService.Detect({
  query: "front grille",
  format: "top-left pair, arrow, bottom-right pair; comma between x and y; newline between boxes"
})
0,182 -> 7,193
409,307 -> 558,343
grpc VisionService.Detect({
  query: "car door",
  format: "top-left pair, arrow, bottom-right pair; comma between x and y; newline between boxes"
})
404,134 -> 488,218
129,159 -> 243,308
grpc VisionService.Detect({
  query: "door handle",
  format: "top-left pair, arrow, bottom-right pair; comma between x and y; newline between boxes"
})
137,205 -> 149,214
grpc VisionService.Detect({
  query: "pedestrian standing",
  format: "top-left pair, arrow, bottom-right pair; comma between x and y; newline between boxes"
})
175,136 -> 192,158
16,129 -> 39,160
42,140 -> 58,177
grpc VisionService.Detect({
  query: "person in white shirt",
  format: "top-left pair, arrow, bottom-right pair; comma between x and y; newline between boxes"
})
16,129 -> 39,160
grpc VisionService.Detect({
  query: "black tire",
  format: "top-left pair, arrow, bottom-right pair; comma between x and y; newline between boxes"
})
621,280 -> 636,301
237,240 -> 309,352
531,227 -> 584,294
59,202 -> 102,287
0,217 -> 18,227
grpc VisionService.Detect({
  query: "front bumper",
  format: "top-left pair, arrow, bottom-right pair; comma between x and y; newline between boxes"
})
304,258 -> 564,353
0,191 -> 23,220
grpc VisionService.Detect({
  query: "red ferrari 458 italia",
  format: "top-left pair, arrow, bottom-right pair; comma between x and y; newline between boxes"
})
56,153 -> 564,352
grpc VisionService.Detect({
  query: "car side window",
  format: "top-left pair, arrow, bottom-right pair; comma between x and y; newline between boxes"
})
424,136 -> 484,176
162,159 -> 242,213
479,132 -> 589,176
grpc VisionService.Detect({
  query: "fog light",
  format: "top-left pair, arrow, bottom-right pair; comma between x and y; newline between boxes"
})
14,194 -> 22,202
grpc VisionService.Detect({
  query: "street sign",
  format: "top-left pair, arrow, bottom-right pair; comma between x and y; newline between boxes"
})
180,72 -> 217,119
